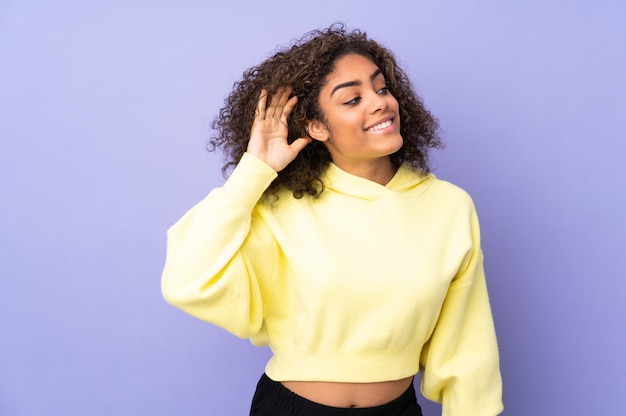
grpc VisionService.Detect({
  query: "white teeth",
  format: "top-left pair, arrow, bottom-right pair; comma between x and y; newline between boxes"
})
367,119 -> 392,132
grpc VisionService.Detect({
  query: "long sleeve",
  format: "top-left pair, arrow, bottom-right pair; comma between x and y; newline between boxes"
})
419,203 -> 503,416
161,152 -> 278,340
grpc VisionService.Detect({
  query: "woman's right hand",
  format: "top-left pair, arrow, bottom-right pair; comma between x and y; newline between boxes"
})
246,87 -> 312,172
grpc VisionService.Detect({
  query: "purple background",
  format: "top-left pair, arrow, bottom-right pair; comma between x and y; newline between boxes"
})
1,1 -> 625,415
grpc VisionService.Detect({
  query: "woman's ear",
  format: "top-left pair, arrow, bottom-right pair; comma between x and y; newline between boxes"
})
306,120 -> 329,142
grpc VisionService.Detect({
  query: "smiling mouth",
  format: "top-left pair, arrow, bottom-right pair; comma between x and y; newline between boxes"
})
366,118 -> 393,132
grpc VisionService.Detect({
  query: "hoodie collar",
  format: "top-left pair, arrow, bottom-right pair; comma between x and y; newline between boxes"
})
323,162 -> 432,200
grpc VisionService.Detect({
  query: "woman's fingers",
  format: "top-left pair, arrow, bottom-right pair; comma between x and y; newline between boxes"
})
281,94 -> 298,122
256,89 -> 268,119
248,86 -> 309,172
265,87 -> 293,120
289,136 -> 312,153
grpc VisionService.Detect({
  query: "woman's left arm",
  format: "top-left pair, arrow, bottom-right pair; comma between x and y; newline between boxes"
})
419,202 -> 503,416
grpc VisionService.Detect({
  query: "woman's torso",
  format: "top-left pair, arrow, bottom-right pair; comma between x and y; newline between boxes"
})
280,376 -> 414,407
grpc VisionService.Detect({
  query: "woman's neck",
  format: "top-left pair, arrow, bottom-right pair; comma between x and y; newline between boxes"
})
331,156 -> 396,186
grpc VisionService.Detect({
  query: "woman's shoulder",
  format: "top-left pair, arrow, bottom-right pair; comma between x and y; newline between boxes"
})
426,175 -> 476,207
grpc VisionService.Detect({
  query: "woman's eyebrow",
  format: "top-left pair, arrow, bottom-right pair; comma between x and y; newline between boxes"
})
330,69 -> 383,97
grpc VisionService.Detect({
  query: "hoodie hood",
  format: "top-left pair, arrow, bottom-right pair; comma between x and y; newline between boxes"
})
323,162 -> 433,201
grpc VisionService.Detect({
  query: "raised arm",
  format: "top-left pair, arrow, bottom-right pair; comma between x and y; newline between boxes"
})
161,88 -> 310,339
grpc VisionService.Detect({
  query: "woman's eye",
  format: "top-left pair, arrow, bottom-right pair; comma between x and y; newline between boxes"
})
344,97 -> 361,105
378,86 -> 389,94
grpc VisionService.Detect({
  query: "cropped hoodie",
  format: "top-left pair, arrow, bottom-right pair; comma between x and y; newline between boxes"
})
161,153 -> 503,416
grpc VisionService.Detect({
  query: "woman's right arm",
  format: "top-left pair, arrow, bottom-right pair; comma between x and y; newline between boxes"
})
161,152 -> 278,338
161,87 -> 310,338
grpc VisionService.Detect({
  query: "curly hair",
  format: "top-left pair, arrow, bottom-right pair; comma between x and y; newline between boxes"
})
210,23 -> 442,199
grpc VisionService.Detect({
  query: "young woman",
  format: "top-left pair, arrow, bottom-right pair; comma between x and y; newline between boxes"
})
161,24 -> 503,416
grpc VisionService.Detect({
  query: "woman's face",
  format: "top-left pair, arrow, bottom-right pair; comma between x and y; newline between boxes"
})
308,54 -> 403,172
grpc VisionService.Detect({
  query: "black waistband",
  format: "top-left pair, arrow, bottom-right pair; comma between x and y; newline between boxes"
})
252,373 -> 422,416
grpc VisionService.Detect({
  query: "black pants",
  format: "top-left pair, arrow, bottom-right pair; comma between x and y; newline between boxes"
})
250,374 -> 424,416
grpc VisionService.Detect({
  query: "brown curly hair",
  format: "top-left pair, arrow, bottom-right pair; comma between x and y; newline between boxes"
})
210,23 -> 442,199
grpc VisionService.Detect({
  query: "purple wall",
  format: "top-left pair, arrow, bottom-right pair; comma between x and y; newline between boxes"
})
1,1 -> 624,415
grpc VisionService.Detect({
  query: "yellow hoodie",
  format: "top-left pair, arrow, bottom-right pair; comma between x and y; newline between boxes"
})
162,152 -> 503,416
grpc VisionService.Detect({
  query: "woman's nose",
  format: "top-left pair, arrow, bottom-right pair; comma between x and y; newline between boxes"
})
369,91 -> 388,113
